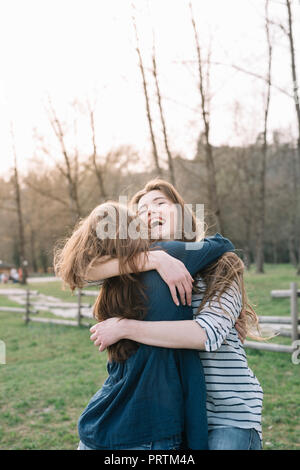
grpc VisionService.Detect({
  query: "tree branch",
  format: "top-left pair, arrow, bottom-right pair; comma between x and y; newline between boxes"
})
25,181 -> 69,207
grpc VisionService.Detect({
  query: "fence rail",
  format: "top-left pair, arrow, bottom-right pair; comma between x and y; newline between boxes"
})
245,282 -> 299,353
1,283 -> 299,355
26,316 -> 91,328
0,287 -> 94,328
243,341 -> 296,353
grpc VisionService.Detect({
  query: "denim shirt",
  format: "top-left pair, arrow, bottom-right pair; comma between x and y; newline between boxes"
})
78,234 -> 235,450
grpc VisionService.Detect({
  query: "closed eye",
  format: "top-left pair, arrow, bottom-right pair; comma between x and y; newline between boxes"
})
138,207 -> 147,216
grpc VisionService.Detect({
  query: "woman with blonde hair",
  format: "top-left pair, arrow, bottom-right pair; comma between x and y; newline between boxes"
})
88,179 -> 264,450
54,199 -> 234,450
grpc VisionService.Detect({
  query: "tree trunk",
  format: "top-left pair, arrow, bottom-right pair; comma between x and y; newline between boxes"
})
288,235 -> 298,267
255,0 -> 272,274
11,127 -> 27,284
151,44 -> 175,185
47,98 -> 82,223
30,228 -> 38,273
286,0 -> 300,165
285,0 -> 300,274
89,106 -> 107,200
189,2 -> 223,233
132,10 -> 162,177
288,149 -> 299,267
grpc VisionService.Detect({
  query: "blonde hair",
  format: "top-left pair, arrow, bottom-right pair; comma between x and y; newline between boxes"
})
194,252 -> 268,341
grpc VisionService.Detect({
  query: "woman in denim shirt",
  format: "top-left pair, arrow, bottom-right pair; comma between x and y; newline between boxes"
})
87,180 -> 263,450
55,200 -> 234,450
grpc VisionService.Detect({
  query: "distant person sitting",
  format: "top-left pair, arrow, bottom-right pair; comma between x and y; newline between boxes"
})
10,268 -> 19,283
1,273 -> 9,284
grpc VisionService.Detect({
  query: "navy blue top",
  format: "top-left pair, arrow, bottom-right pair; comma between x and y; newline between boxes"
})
78,234 -> 235,449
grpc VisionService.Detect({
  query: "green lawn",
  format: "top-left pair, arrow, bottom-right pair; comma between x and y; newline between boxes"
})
0,281 -> 98,321
0,264 -> 299,450
245,264 -> 298,318
0,280 -> 99,303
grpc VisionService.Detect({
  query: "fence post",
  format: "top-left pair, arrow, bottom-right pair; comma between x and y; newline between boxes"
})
77,289 -> 82,327
25,288 -> 30,324
290,282 -> 299,342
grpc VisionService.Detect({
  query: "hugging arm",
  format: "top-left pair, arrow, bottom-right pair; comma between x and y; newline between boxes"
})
156,233 -> 235,276
86,233 -> 234,306
90,235 -> 240,351
86,254 -> 152,281
86,250 -> 194,306
86,234 -> 234,280
91,318 -> 208,351
91,283 -> 243,352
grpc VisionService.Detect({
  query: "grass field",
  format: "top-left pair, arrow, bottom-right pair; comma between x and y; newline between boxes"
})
0,264 -> 299,450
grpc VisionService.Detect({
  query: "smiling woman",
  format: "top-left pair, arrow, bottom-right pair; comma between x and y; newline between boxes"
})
86,178 -> 265,450
137,192 -> 179,240
132,180 -> 199,243
54,196 -> 234,450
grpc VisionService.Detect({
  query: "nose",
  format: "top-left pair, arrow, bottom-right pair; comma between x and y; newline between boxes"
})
147,208 -> 153,225
147,206 -> 161,227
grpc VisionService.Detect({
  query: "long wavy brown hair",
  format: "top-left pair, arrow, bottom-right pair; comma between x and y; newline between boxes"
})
194,252 -> 267,340
130,178 -> 266,341
54,201 -> 151,362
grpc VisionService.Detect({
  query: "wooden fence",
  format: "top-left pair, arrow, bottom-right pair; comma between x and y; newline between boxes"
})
1,283 -> 299,355
0,288 -> 97,328
244,282 -> 299,354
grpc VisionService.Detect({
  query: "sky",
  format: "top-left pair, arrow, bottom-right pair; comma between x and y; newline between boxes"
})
0,0 -> 299,177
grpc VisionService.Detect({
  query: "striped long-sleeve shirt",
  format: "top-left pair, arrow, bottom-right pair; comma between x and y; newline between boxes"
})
192,278 -> 263,442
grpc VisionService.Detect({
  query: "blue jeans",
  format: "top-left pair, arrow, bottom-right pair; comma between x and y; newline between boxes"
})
208,427 -> 262,450
77,433 -> 182,450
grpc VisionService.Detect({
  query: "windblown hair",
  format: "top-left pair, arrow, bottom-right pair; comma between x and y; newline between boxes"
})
54,201 -> 151,362
130,178 -> 267,342
195,252 -> 268,341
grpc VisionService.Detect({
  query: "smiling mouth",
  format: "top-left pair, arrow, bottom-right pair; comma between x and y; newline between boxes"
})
149,219 -> 165,229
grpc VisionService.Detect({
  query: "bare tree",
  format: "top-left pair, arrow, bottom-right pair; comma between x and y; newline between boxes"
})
285,0 -> 300,162
267,0 -> 300,272
11,126 -> 27,284
151,38 -> 175,185
25,168 -> 71,210
30,99 -> 84,224
47,99 -> 82,222
255,0 -> 273,273
233,146 -> 256,269
87,100 -> 107,200
288,147 -> 299,266
269,0 -> 300,160
285,0 -> 300,273
189,1 -> 223,233
131,4 -> 162,177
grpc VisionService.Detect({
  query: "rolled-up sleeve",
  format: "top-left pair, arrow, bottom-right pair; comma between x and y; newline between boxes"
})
194,283 -> 242,352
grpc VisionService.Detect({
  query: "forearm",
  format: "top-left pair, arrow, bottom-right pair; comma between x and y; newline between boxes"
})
121,319 -> 207,350
86,251 -> 159,281
158,235 -> 235,276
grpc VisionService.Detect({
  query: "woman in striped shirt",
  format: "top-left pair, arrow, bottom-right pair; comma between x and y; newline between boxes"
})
191,262 -> 263,449
89,179 -> 264,450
